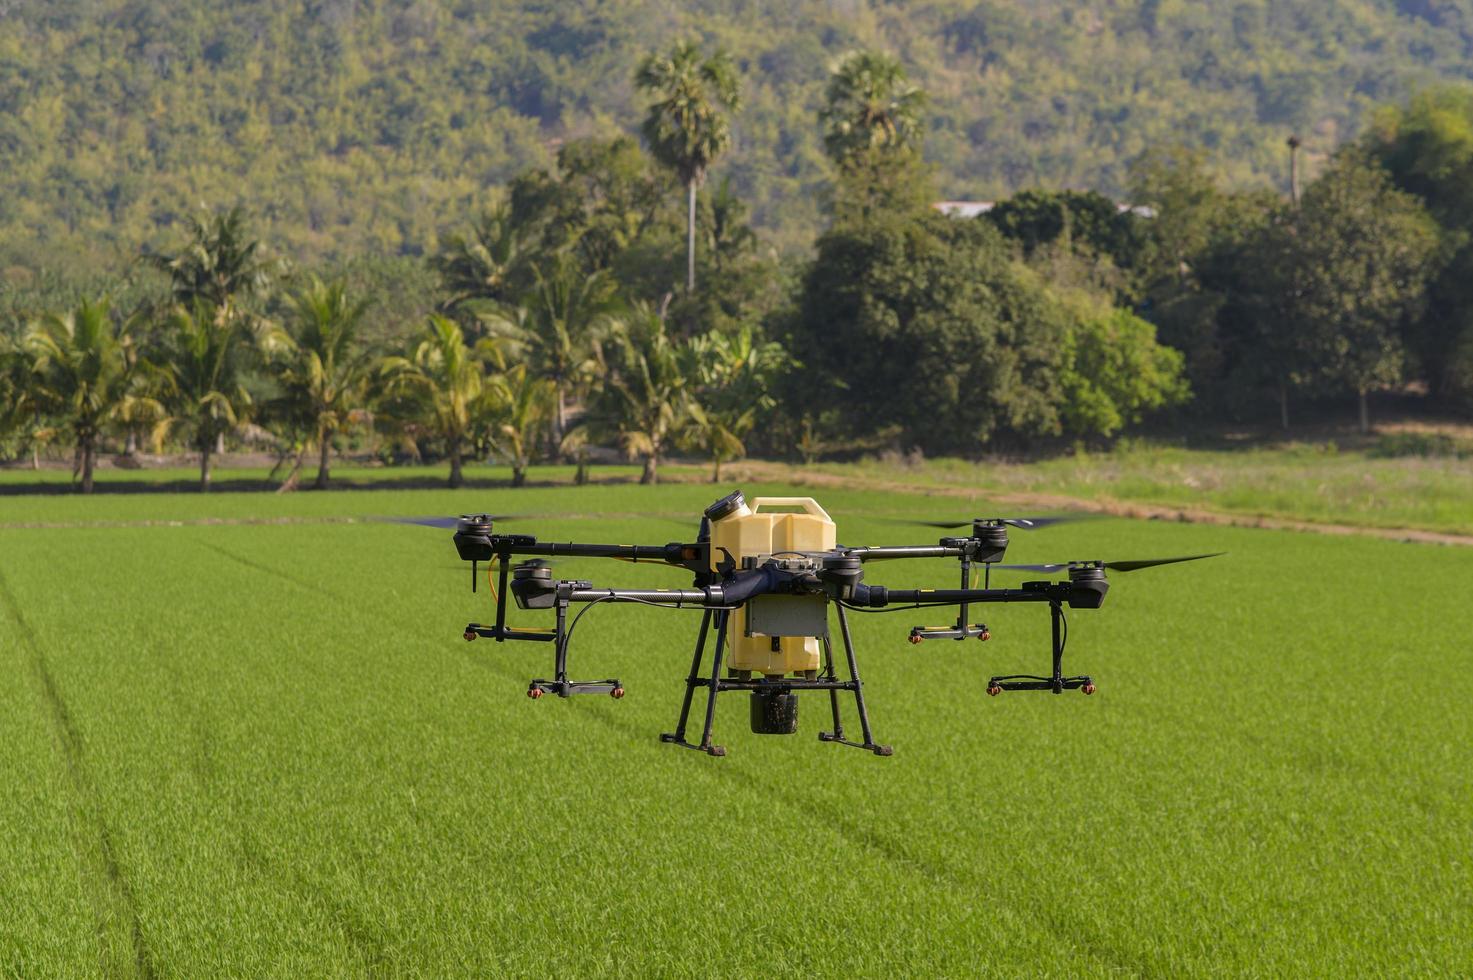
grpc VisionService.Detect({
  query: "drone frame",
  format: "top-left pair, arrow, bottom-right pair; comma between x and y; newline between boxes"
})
445,501 -> 1214,758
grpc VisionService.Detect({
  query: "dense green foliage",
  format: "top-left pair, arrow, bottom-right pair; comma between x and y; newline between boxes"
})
8,0 -> 1473,268
784,211 -> 1187,453
2,483 -> 1470,974
1364,88 -> 1473,405
5,23 -> 1472,479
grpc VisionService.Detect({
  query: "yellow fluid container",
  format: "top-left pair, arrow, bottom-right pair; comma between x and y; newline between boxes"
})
709,496 -> 836,676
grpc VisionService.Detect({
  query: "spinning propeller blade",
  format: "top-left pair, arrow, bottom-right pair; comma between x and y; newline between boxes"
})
387,513 -> 522,529
889,515 -> 1087,530
990,553 -> 1225,574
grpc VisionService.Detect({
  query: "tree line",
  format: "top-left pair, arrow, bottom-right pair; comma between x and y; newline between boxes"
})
2,44 -> 1470,491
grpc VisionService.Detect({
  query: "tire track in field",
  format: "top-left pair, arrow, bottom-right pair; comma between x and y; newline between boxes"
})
0,568 -> 157,980
205,543 -> 1147,975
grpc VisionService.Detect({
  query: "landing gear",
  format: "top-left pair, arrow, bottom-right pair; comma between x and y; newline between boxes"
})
660,606 -> 892,758
986,600 -> 1094,696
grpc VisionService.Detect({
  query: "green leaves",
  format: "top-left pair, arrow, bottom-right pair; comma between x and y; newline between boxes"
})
820,50 -> 927,167
634,40 -> 742,187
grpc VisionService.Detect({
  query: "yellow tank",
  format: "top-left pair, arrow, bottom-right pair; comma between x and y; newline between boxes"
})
709,495 -> 836,676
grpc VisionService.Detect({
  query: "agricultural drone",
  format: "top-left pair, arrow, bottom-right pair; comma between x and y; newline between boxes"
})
414,491 -> 1220,757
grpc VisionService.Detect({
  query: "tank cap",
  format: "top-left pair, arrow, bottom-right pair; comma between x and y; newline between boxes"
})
704,490 -> 746,522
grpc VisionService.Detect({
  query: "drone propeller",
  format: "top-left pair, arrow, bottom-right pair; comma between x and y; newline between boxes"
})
890,515 -> 1085,531
990,553 -> 1225,574
388,513 -> 522,530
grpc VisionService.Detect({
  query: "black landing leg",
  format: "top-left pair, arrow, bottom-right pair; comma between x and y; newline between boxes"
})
818,604 -> 892,756
660,609 -> 728,756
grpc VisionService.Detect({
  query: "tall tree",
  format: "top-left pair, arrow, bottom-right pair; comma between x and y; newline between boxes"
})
0,336 -> 33,455
785,212 -> 1069,454
269,277 -> 375,490
156,303 -> 256,491
635,40 -> 742,295
819,50 -> 930,223
1278,155 -> 1440,432
145,206 -> 273,458
379,316 -> 501,489
145,206 -> 273,321
23,298 -> 157,492
1362,87 -> 1473,402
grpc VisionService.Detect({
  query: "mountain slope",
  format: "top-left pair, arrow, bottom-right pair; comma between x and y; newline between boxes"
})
1,0 -> 1470,267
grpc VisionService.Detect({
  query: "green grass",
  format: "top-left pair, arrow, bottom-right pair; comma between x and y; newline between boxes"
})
2,482 -> 1471,975
793,443 -> 1473,536
12,439 -> 1473,538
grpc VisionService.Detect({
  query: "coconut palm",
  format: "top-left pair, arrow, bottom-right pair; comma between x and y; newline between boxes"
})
268,277 -> 374,490
481,254 -> 622,448
23,299 -> 159,492
146,206 -> 274,320
635,40 -> 742,294
820,50 -> 927,166
577,305 -> 696,485
379,315 -> 503,489
0,336 -> 32,450
430,205 -> 525,315
684,326 -> 790,482
155,303 -> 257,491
489,363 -> 555,487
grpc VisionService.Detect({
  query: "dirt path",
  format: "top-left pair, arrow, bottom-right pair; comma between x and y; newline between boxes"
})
722,461 -> 1473,549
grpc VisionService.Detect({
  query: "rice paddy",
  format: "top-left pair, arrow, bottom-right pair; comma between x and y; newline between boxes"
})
2,477 -> 1469,976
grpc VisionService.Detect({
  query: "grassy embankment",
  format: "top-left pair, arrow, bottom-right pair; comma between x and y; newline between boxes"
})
8,437 -> 1472,537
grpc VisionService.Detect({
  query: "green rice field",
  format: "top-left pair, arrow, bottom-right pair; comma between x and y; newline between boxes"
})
2,478 -> 1470,976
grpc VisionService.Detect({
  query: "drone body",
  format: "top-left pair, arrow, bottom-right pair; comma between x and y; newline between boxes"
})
707,493 -> 833,677
440,490 -> 1219,758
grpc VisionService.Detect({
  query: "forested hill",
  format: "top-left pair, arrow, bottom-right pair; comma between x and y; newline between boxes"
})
4,0 -> 1473,268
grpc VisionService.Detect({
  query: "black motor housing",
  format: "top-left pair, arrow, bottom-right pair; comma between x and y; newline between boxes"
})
453,516 -> 496,562
750,690 -> 799,735
510,561 -> 557,609
1067,564 -> 1110,609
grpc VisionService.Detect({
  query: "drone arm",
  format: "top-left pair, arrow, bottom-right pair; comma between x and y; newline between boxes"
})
846,545 -> 963,561
498,540 -> 691,563
868,577 -> 1108,609
566,587 -> 715,607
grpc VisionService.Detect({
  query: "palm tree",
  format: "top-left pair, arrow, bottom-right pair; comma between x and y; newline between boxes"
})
156,303 -> 256,491
819,50 -> 927,166
379,316 -> 502,489
146,206 -> 274,320
701,177 -> 758,271
23,299 -> 159,493
635,40 -> 742,295
577,305 -> 696,485
146,205 -> 273,459
481,254 -> 622,448
683,400 -> 750,484
684,326 -> 789,482
268,278 -> 375,490
490,364 -> 554,487
0,336 -> 33,453
430,205 -> 525,315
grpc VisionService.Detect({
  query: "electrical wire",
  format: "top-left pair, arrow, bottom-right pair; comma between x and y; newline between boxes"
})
837,600 -> 964,614
559,592 -> 738,664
